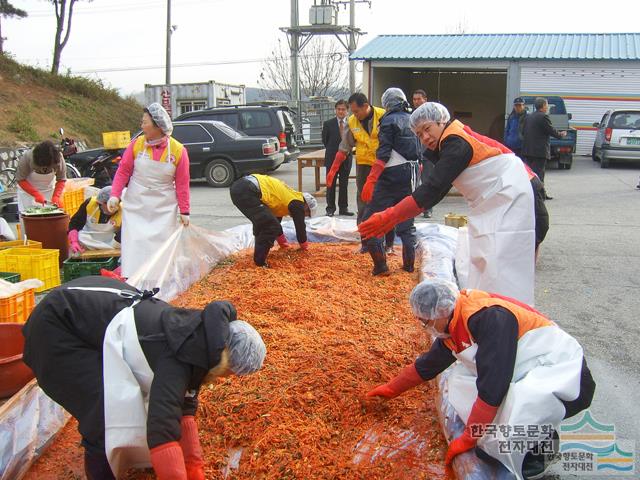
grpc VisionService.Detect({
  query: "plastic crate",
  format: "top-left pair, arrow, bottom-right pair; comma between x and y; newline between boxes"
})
0,272 -> 20,283
0,248 -> 60,292
0,288 -> 35,323
102,131 -> 131,150
63,257 -> 118,283
63,187 -> 85,217
0,240 -> 42,250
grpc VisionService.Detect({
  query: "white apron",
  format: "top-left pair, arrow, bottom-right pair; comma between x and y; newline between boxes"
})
452,153 -> 535,305
17,169 -> 55,212
79,213 -> 120,250
121,142 -> 179,277
445,326 -> 584,479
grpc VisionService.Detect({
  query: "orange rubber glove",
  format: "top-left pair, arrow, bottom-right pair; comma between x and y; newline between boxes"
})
326,151 -> 347,188
361,160 -> 385,203
276,234 -> 290,249
17,180 -> 46,205
149,441 -> 188,480
179,416 -> 205,480
444,397 -> 499,466
366,363 -> 424,399
358,196 -> 422,240
51,180 -> 66,208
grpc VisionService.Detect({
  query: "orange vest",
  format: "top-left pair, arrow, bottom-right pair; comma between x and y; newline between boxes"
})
438,120 -> 504,166
443,289 -> 554,353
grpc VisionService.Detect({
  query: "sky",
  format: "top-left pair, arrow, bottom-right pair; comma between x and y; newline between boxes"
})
3,0 -> 639,95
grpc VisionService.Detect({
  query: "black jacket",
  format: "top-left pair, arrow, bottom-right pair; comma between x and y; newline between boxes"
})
376,105 -> 420,163
322,117 -> 351,167
521,110 -> 563,159
23,276 -> 234,449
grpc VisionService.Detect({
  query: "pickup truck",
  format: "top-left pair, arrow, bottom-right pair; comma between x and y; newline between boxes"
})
521,96 -> 577,170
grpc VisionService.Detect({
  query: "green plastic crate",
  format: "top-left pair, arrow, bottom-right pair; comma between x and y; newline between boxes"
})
0,271 -> 21,283
63,257 -> 118,283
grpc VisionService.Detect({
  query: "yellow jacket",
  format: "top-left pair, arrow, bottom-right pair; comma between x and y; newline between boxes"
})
254,174 -> 304,217
132,135 -> 185,165
347,106 -> 386,166
87,196 -> 122,228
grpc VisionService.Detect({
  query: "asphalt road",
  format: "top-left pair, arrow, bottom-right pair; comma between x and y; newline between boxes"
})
189,155 -> 640,478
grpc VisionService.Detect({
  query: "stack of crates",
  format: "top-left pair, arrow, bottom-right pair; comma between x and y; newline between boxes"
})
102,131 -> 131,150
0,287 -> 35,323
0,240 -> 42,250
0,248 -> 60,292
63,178 -> 95,217
63,257 -> 118,283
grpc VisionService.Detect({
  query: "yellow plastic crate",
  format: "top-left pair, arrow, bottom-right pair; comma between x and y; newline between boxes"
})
0,288 -> 35,323
0,248 -> 60,292
0,240 -> 42,250
102,131 -> 131,150
63,187 -> 85,217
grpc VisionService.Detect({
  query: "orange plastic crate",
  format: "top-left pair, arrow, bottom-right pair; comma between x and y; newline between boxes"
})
0,240 -> 42,250
0,248 -> 60,292
0,288 -> 35,323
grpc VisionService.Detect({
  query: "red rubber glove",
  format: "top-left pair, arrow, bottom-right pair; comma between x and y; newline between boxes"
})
17,180 -> 46,205
444,397 -> 499,466
276,234 -> 290,249
179,416 -> 205,480
68,229 -> 84,254
326,151 -> 347,188
361,160 -> 385,203
149,441 -> 188,480
366,364 -> 424,399
51,180 -> 66,208
358,196 -> 423,240
299,241 -> 309,251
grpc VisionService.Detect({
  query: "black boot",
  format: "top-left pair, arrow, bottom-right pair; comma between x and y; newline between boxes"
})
84,450 -> 115,480
369,245 -> 389,276
254,243 -> 271,267
402,245 -> 415,273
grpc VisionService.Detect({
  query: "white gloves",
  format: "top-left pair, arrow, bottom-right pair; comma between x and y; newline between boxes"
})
107,196 -> 120,213
180,214 -> 190,226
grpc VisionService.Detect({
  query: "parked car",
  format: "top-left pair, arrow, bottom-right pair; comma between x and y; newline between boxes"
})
174,104 -> 300,163
521,95 -> 577,169
67,120 -> 284,187
591,110 -> 640,168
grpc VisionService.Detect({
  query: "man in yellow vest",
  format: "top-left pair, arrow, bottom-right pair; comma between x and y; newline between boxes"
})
326,93 -> 388,252
230,174 -> 317,266
68,186 -> 122,254
367,278 -> 595,480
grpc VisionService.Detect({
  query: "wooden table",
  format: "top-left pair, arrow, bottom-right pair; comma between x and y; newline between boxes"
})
297,149 -> 327,196
78,248 -> 121,259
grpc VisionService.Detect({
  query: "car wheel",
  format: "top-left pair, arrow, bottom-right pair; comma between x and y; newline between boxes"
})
600,157 -> 610,168
591,146 -> 598,161
204,159 -> 235,187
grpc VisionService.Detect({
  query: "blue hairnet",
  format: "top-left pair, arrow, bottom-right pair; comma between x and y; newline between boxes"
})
302,193 -> 317,215
409,278 -> 459,321
409,102 -> 451,133
146,102 -> 173,135
97,186 -> 112,204
228,320 -> 266,375
381,87 -> 407,110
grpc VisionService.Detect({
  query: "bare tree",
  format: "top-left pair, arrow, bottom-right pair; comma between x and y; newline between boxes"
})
48,0 -> 92,74
258,36 -> 348,100
0,0 -> 27,54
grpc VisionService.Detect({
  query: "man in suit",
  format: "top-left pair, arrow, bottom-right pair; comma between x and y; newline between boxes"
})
322,100 -> 354,217
522,97 -> 566,200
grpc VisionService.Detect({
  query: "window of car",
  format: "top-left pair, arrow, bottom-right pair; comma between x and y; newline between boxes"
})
239,110 -> 272,129
609,112 -> 640,130
172,124 -> 213,144
212,121 -> 245,139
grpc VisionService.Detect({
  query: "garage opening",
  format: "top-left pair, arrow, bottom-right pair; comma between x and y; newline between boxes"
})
371,68 -> 508,139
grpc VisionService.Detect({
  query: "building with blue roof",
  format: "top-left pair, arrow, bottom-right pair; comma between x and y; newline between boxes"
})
351,33 -> 640,156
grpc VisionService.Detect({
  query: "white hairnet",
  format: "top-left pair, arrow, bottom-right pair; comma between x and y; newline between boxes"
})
409,278 -> 459,321
97,186 -> 112,204
227,320 -> 266,376
409,102 -> 451,133
146,102 -> 173,135
381,87 -> 407,109
302,193 -> 317,215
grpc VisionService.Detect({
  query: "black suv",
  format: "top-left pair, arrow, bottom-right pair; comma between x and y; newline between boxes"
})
174,105 -> 300,163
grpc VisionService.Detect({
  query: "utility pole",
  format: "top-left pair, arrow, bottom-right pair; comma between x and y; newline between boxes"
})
165,0 -> 171,85
348,0 -> 356,93
290,0 -> 301,114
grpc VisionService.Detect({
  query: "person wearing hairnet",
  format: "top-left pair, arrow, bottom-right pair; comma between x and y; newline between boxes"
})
367,279 -> 595,480
360,88 -> 420,275
230,174 -> 316,266
107,103 -> 190,278
359,102 -> 536,305
23,275 -> 266,480
68,186 -> 122,254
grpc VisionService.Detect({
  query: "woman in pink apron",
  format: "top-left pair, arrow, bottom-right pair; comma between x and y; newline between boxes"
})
108,103 -> 190,278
